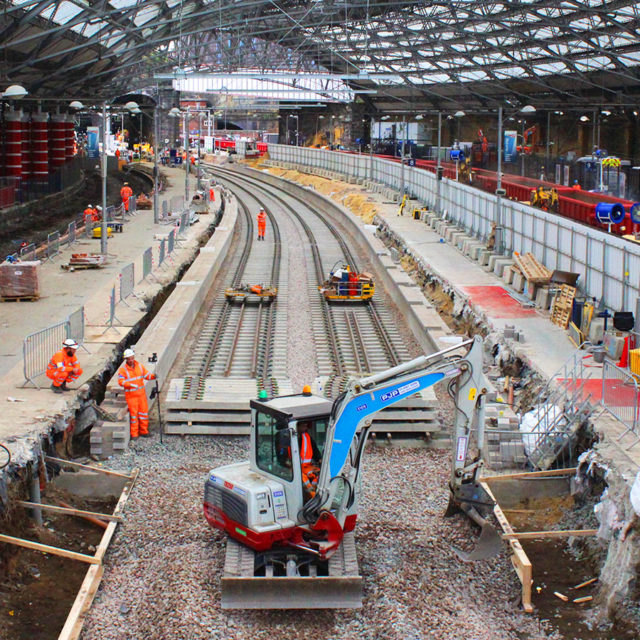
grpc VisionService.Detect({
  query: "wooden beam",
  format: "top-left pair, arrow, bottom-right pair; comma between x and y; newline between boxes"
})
57,469 -> 139,640
45,456 -> 134,479
0,533 -> 100,564
57,565 -> 104,640
481,481 -> 533,613
16,501 -> 123,523
482,467 -> 577,482
503,529 -> 598,540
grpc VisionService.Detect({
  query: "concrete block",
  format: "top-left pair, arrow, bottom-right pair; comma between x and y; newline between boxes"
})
412,304 -> 450,332
512,271 -> 526,293
526,281 -> 538,300
469,244 -> 486,261
398,284 -> 427,305
450,231 -> 467,247
444,226 -> 460,242
535,286 -> 552,310
379,253 -> 399,271
487,254 -> 503,271
493,259 -> 514,279
589,318 -> 605,343
389,269 -> 416,287
389,247 -> 401,263
502,265 -> 516,286
479,250 -> 495,266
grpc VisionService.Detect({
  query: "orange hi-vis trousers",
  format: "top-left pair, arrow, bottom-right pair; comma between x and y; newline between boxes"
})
126,391 -> 149,438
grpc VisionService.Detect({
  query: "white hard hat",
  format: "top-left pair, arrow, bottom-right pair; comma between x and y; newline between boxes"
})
62,338 -> 78,349
123,348 -> 135,358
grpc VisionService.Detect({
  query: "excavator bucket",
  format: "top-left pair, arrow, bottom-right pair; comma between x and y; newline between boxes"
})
452,520 -> 503,562
221,533 -> 362,609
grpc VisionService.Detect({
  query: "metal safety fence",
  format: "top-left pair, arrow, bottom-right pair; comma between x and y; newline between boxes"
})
601,360 -> 640,446
22,321 -> 69,388
120,262 -> 135,302
67,221 -> 76,247
158,238 -> 166,266
66,306 -> 85,346
168,228 -> 175,254
142,247 -> 153,281
178,211 -> 189,236
19,243 -> 36,262
46,231 -> 60,261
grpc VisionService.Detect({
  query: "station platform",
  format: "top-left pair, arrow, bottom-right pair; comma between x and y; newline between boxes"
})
0,165 -> 220,465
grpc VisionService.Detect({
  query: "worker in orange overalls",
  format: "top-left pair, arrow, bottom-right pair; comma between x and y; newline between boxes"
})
120,182 -> 133,212
92,206 -> 102,223
115,148 -> 121,161
298,419 -> 322,498
572,180 -> 581,191
46,339 -> 83,393
257,208 -> 267,241
209,186 -> 215,202
84,204 -> 96,226
117,348 -> 156,439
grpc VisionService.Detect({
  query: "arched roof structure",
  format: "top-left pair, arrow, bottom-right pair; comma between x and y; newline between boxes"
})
1,0 -> 639,111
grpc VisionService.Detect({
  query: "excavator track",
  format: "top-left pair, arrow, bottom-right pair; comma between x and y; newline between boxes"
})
221,532 -> 362,609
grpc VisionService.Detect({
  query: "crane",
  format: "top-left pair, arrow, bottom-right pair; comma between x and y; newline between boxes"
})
204,336 -> 502,608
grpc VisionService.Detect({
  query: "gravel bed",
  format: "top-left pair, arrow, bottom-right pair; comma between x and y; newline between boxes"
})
82,435 -> 560,640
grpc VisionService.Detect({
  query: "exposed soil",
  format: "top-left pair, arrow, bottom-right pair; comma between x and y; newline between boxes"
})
0,167 -> 151,259
0,483 -> 116,640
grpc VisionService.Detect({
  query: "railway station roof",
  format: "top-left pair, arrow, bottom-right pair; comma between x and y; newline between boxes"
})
1,0 -> 640,111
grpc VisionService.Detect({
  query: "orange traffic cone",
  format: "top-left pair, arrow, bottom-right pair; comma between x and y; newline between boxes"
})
618,336 -> 630,368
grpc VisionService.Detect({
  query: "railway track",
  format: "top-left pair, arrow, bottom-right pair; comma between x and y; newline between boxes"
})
165,165 -> 437,435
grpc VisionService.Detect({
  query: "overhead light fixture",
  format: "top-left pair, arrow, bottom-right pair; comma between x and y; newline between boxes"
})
69,100 -> 84,110
125,101 -> 139,111
520,105 -> 536,114
554,110 -> 564,115
415,114 -> 424,120
580,115 -> 589,122
3,84 -> 28,99
454,110 -> 466,118
601,110 -> 611,116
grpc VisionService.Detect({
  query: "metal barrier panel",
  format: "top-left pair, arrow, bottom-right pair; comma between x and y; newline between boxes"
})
129,195 -> 137,213
120,262 -> 135,301
109,285 -> 117,324
47,231 -> 60,260
106,206 -> 115,221
23,320 -> 69,387
20,243 -> 36,262
158,238 -> 166,265
142,247 -> 153,280
162,200 -> 169,216
601,360 -> 639,434
167,228 -> 175,254
66,306 -> 85,344
67,221 -> 76,247
178,211 -> 189,235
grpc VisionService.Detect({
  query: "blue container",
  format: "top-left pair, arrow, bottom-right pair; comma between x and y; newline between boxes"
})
595,202 -> 625,224
449,149 -> 464,162
630,203 -> 640,224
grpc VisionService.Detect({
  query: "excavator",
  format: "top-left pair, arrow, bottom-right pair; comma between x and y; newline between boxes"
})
203,336 -> 503,609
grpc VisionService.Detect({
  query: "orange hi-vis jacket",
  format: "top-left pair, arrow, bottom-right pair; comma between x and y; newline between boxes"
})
300,432 -> 314,464
117,360 -> 154,397
46,349 -> 82,385
120,185 -> 133,201
257,210 -> 267,234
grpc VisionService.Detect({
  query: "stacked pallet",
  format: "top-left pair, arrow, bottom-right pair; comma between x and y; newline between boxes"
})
0,261 -> 41,300
551,284 -> 576,329
513,252 -> 552,284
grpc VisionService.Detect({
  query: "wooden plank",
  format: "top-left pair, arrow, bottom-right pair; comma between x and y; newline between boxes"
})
57,565 -> 104,640
16,501 -> 122,523
57,468 -> 138,640
45,456 -> 133,479
0,534 -> 100,564
481,481 -> 533,613
482,467 -> 577,482
504,529 -> 598,540
94,468 -> 138,563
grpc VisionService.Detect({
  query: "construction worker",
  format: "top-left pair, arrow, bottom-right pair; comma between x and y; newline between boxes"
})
117,348 -> 156,439
298,420 -> 322,498
46,339 -> 82,394
120,182 -> 133,212
209,185 -> 215,202
257,208 -> 267,241
93,206 -> 102,222
84,204 -> 95,226
572,180 -> 582,191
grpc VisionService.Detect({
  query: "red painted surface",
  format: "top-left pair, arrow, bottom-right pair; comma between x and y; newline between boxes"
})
461,285 -> 537,318
560,377 -> 640,408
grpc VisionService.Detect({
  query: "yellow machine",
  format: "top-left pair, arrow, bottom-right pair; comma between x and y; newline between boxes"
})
458,158 -> 473,183
92,227 -> 113,239
530,186 -> 559,212
319,263 -> 375,302
225,284 -> 277,303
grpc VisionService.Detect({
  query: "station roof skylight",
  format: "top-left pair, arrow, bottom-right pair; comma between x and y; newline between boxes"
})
1,0 -> 639,110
